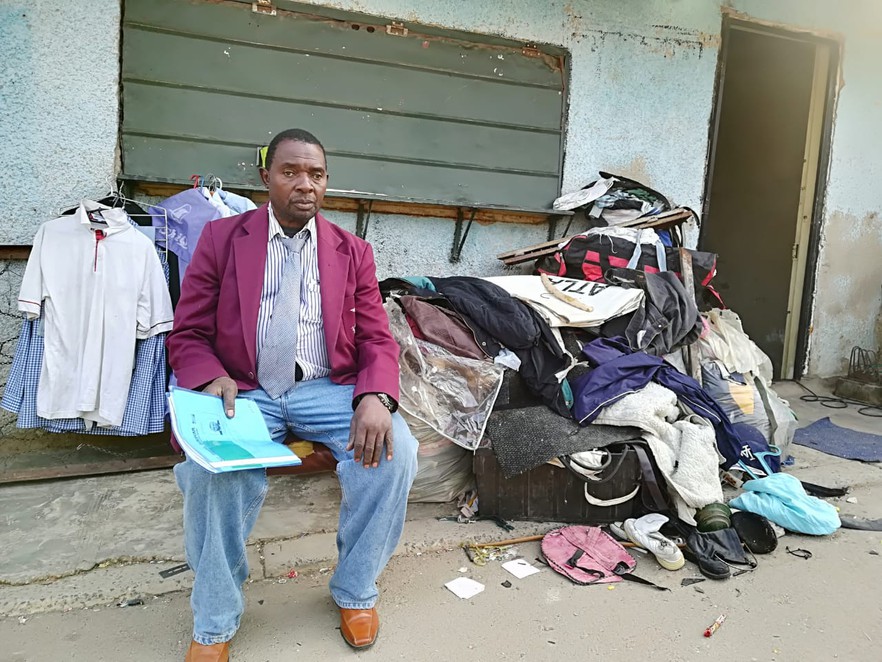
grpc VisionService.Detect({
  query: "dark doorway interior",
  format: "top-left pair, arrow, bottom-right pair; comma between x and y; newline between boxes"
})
701,21 -> 836,379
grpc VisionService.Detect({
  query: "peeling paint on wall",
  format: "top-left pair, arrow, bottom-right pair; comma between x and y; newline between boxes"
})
809,210 -> 882,376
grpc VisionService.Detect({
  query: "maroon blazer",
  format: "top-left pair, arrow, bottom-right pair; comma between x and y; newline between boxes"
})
166,205 -> 400,403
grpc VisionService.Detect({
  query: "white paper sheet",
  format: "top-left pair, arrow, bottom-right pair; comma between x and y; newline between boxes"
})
444,577 -> 485,599
502,559 -> 541,579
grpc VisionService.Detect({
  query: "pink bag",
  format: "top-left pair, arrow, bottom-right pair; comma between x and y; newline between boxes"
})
541,526 -> 636,585
542,526 -> 670,591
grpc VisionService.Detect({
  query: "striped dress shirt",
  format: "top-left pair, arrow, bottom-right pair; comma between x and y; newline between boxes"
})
256,205 -> 331,381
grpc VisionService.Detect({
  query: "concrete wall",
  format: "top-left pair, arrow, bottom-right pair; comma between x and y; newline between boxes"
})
1,0 -> 880,442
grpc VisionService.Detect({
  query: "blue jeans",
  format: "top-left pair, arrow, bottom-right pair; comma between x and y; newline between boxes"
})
173,378 -> 418,645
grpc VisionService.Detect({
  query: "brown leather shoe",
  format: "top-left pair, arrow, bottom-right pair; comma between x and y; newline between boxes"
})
184,640 -> 230,662
339,607 -> 379,649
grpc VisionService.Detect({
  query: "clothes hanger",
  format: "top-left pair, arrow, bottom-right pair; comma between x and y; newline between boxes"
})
205,174 -> 223,196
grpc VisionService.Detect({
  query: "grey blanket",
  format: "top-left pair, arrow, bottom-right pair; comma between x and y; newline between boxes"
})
485,405 -> 643,477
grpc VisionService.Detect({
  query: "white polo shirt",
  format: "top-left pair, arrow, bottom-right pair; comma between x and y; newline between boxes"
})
18,201 -> 174,427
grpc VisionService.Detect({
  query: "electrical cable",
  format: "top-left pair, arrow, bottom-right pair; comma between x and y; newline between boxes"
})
793,380 -> 882,418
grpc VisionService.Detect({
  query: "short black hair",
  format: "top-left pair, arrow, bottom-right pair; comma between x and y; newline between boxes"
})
264,129 -> 326,169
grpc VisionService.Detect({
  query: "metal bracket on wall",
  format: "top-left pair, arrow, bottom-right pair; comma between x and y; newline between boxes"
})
450,207 -> 477,263
546,214 -> 570,241
355,199 -> 374,239
386,22 -> 408,37
252,0 -> 276,16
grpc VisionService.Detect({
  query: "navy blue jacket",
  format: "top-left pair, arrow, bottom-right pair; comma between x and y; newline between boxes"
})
572,338 -> 777,473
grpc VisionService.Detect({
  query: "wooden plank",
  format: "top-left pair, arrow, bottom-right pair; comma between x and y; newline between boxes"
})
0,246 -> 31,260
0,454 -> 183,486
122,83 -> 562,175
126,0 -> 563,88
496,236 -> 566,261
615,208 -> 695,229
497,208 -> 696,265
679,247 -> 703,385
130,182 -> 558,226
122,136 -> 560,211
122,27 -> 564,131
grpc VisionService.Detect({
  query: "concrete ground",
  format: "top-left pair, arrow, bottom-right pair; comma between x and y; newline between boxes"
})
1,380 -> 881,661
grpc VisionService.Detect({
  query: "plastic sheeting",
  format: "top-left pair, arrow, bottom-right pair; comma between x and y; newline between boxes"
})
698,309 -> 774,384
697,308 -> 797,457
701,361 -> 771,440
386,302 -> 504,451
403,412 -> 475,503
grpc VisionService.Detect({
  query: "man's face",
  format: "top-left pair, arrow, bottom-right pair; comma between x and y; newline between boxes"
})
260,140 -> 328,225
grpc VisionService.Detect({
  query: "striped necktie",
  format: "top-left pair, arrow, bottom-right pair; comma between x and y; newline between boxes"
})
258,233 -> 308,399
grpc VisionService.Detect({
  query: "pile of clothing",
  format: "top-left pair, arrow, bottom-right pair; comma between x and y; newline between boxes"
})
383,219 -> 803,529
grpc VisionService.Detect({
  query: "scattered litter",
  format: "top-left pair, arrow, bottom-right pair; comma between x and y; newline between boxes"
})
846,497 -> 859,504
694,586 -> 705,594
786,546 -> 813,560
501,580 -> 512,588
458,567 -> 469,573
287,569 -> 298,579
277,578 -> 288,584
117,598 -> 144,608
18,616 -> 27,624
158,563 -> 190,579
319,567 -> 331,574
445,577 -> 485,600
704,614 -> 726,638
502,559 -> 541,579
607,585 -> 615,591
462,543 -> 518,566
869,550 -> 879,556
681,577 -> 706,587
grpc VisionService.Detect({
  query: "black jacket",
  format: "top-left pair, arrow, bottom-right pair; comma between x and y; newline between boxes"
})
430,276 -> 572,417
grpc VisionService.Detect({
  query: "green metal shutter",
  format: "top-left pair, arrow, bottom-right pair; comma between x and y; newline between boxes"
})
121,0 -> 567,211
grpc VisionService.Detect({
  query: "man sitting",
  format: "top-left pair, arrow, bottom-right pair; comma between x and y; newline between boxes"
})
167,128 -> 417,661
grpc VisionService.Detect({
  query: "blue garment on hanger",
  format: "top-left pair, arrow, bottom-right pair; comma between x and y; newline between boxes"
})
218,189 -> 258,215
149,188 -> 221,285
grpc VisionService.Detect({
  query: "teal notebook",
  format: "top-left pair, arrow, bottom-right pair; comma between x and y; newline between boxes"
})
167,386 -> 301,473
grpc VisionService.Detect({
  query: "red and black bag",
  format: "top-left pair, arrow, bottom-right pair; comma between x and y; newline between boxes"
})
536,232 -> 723,309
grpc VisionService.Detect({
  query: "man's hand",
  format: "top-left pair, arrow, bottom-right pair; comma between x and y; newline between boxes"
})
203,376 -> 238,418
347,395 -> 393,468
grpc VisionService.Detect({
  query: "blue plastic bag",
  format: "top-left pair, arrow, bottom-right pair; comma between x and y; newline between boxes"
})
729,473 -> 840,535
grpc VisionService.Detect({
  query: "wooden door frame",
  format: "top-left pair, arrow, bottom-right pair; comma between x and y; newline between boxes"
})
699,15 -> 841,380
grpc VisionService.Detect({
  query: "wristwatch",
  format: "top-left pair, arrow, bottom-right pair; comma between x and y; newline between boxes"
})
374,392 -> 398,413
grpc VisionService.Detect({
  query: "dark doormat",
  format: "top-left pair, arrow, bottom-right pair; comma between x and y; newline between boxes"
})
793,417 -> 882,462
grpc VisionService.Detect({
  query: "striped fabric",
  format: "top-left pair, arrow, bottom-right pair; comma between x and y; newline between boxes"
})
257,205 -> 331,381
1,246 -> 170,436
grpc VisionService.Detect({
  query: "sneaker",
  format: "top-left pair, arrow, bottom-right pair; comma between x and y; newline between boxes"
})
609,521 -> 628,542
622,515 -> 685,571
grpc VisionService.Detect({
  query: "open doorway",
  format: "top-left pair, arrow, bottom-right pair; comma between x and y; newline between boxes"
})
700,17 -> 838,380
